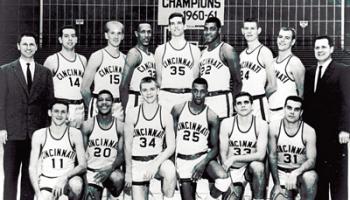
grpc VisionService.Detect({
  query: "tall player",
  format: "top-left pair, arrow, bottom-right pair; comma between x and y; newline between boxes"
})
81,21 -> 126,120
43,25 -> 87,128
240,18 -> 276,121
199,17 -> 242,119
155,12 -> 201,111
28,100 -> 86,200
269,27 -> 305,122
120,23 -> 155,112
82,90 -> 125,199
268,96 -> 317,199
172,78 -> 231,200
124,77 -> 176,200
220,92 -> 268,200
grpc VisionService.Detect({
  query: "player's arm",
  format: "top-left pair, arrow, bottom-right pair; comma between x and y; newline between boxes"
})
268,121 -> 281,185
170,103 -> 184,137
81,117 -> 94,149
43,54 -> 58,74
80,55 -> 88,68
289,57 -> 305,98
155,45 -> 164,87
0,67 -> 8,144
114,119 -> 125,169
259,47 -> 277,98
191,45 -> 201,79
124,108 -> 136,187
29,130 -> 45,197
120,48 -> 142,110
81,50 -> 103,106
222,44 -> 242,98
219,118 -> 231,170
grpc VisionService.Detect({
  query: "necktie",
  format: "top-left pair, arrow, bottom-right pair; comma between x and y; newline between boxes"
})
26,63 -> 32,91
316,65 -> 322,92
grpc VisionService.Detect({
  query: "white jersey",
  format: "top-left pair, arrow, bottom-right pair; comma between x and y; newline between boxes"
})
269,55 -> 298,109
228,116 -> 257,168
176,102 -> 210,155
199,42 -> 230,92
160,42 -> 197,89
132,104 -> 165,157
53,53 -> 85,100
240,45 -> 267,95
129,48 -> 156,91
93,49 -> 126,98
40,127 -> 76,177
277,120 -> 307,169
87,117 -> 119,170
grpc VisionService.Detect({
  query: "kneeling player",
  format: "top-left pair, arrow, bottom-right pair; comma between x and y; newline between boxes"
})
220,92 -> 268,200
124,77 -> 176,200
268,96 -> 317,200
29,100 -> 86,200
82,90 -> 125,199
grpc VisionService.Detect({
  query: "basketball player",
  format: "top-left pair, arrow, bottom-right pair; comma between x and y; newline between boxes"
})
172,78 -> 231,200
200,17 -> 242,119
268,96 -> 317,199
240,18 -> 276,121
43,25 -> 87,128
82,90 -> 124,199
124,77 -> 176,200
220,92 -> 268,200
28,100 -> 86,200
155,12 -> 201,111
81,20 -> 126,120
269,27 -> 305,122
120,23 -> 155,113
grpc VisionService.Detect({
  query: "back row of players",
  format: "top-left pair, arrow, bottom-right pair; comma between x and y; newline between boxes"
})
29,13 -> 316,199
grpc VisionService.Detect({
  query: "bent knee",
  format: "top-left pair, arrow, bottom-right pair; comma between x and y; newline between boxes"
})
159,160 -> 176,178
300,170 -> 318,185
249,161 -> 265,175
68,176 -> 83,193
110,169 -> 125,182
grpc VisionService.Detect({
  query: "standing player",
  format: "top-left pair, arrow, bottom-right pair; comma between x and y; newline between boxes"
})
199,17 -> 242,119
81,20 -> 126,120
155,12 -> 201,111
120,23 -> 155,113
44,25 -> 87,128
172,78 -> 231,200
28,100 -> 86,200
220,92 -> 268,200
269,27 -> 305,122
124,77 -> 176,200
240,18 -> 276,121
82,90 -> 125,199
268,96 -> 317,199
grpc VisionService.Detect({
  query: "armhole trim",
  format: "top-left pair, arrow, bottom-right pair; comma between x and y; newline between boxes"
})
257,45 -> 266,69
53,53 -> 60,75
284,55 -> 295,81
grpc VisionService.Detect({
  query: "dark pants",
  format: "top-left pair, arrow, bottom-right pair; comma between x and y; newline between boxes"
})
3,140 -> 34,200
315,142 -> 348,200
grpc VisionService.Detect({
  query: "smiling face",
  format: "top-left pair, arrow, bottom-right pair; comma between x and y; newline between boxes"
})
140,81 -> 159,104
135,23 -> 152,47
241,21 -> 261,42
17,36 -> 37,59
105,22 -> 124,48
235,95 -> 253,116
314,38 -> 333,63
59,28 -> 77,50
169,16 -> 185,37
203,22 -> 220,45
277,29 -> 295,52
97,93 -> 113,115
49,103 -> 69,126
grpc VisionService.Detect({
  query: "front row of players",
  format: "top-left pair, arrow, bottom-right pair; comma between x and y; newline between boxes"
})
28,77 -> 317,200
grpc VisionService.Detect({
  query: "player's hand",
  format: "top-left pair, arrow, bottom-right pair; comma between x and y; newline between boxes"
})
94,166 -> 113,183
0,130 -> 8,144
270,184 -> 286,200
52,175 -> 68,199
222,157 -> 234,172
124,170 -> 132,190
339,131 -> 350,144
285,171 -> 298,190
192,160 -> 206,182
144,161 -> 159,180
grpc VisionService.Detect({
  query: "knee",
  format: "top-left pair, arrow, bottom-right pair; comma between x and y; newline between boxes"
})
300,170 -> 318,187
250,161 -> 265,177
68,176 -> 83,194
214,177 -> 231,192
160,160 -> 176,179
110,170 -> 125,184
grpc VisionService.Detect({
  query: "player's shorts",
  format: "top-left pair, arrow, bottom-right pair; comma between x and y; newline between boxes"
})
205,91 -> 233,119
39,174 -> 68,193
88,95 -> 124,121
251,94 -> 269,122
55,98 -> 84,128
132,154 -> 158,185
86,168 -> 104,188
126,91 -> 143,114
228,165 -> 251,186
159,89 -> 192,111
269,107 -> 284,123
176,151 -> 207,180
277,166 -> 299,187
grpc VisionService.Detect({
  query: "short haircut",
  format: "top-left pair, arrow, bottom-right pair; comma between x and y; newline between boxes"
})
59,25 -> 77,37
98,89 -> 114,100
104,21 -> 124,33
280,27 -> 296,40
314,35 -> 333,47
17,32 -> 38,44
50,99 -> 69,111
136,22 -> 151,32
235,92 -> 253,104
205,17 -> 221,29
168,12 -> 185,24
244,18 -> 259,26
139,76 -> 158,90
192,77 -> 208,89
284,95 -> 303,109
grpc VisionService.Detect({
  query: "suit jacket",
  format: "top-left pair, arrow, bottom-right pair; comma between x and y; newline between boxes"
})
0,59 -> 54,140
303,60 -> 350,145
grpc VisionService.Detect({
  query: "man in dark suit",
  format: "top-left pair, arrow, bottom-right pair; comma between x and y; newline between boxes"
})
303,35 -> 350,200
0,32 -> 54,200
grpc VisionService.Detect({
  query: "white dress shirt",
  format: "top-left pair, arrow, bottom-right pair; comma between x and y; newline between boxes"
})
19,58 -> 35,84
314,58 -> 332,92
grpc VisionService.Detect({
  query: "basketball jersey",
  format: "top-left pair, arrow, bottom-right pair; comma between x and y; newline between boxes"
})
240,45 -> 266,95
40,127 -> 76,177
132,104 -> 165,157
53,53 -> 85,100
199,42 -> 230,92
129,48 -> 156,91
93,49 -> 126,98
87,117 -> 119,170
269,55 -> 297,109
228,116 -> 257,168
277,120 -> 306,169
160,42 -> 196,89
176,102 -> 210,155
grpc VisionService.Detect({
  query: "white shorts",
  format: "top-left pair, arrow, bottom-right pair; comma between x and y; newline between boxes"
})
176,153 -> 207,180
39,175 -> 68,193
269,107 -> 284,123
126,93 -> 143,114
132,155 -> 158,185
88,97 -> 124,121
251,94 -> 270,122
68,103 -> 84,128
205,92 -> 233,119
86,168 -> 103,187
228,165 -> 249,186
158,90 -> 191,111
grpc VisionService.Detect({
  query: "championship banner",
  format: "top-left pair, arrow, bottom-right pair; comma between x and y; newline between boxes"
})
158,0 -> 225,29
